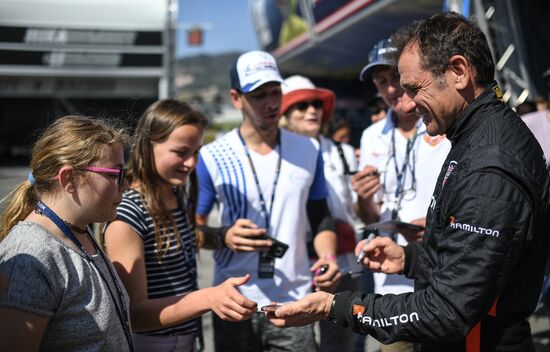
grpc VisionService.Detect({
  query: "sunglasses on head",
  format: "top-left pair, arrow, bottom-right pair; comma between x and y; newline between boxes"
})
81,166 -> 127,186
293,99 -> 324,111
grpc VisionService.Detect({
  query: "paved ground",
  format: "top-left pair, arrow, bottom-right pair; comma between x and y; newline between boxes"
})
1,166 -> 549,351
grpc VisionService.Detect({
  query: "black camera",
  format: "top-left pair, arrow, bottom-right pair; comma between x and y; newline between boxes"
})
268,236 -> 289,258
249,234 -> 289,258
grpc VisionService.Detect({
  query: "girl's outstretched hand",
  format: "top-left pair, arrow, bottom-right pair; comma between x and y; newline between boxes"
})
208,274 -> 257,321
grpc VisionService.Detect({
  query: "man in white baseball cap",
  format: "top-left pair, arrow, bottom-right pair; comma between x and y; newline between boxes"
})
230,50 -> 285,93
196,51 -> 341,351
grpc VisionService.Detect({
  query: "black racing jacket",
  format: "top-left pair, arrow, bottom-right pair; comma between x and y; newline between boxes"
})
333,82 -> 550,351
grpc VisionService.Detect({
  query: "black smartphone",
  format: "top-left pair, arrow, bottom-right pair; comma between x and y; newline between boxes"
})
254,235 -> 289,258
269,237 -> 289,258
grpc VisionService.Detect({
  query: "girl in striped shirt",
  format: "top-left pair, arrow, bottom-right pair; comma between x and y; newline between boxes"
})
104,100 -> 257,352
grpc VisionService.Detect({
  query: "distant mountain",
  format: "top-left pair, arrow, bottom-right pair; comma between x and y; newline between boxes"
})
175,52 -> 241,101
174,52 -> 243,127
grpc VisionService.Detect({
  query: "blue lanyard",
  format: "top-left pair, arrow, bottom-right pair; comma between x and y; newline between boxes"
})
390,127 -> 417,197
389,125 -> 418,219
237,128 -> 282,231
36,201 -> 134,351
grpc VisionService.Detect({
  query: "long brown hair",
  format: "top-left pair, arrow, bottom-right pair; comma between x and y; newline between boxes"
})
1,116 -> 128,240
128,99 -> 207,256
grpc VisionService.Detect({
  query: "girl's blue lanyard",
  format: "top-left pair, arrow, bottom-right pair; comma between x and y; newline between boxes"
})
36,201 -> 134,351
390,125 -> 418,219
237,128 -> 282,232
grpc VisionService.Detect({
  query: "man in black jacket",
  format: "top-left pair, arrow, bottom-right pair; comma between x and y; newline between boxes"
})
266,12 -> 550,352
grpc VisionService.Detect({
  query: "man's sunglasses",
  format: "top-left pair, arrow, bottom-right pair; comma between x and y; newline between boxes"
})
293,99 -> 324,111
81,166 -> 127,186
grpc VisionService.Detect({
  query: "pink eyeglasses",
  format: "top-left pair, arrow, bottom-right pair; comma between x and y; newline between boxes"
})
81,166 -> 127,186
53,166 -> 127,186
52,166 -> 126,186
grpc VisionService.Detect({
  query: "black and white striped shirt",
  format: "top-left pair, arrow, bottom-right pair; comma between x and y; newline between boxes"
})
116,189 -> 198,336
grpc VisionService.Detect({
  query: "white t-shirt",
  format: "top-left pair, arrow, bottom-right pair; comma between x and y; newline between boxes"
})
521,109 -> 550,166
197,128 -> 327,306
359,113 -> 451,294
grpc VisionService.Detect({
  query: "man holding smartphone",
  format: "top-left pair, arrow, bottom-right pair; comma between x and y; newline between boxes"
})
195,50 -> 341,351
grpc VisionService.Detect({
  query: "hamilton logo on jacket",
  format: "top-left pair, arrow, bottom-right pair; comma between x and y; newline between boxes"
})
449,216 -> 500,237
353,304 -> 420,327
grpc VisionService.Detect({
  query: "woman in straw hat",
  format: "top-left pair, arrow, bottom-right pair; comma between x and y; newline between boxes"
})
279,75 -> 366,352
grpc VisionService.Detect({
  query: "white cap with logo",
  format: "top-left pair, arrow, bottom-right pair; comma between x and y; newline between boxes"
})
230,51 -> 284,93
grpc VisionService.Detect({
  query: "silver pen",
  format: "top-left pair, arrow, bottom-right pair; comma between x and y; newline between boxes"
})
356,232 -> 377,264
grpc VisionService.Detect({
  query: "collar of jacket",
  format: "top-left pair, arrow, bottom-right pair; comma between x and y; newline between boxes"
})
445,80 -> 502,144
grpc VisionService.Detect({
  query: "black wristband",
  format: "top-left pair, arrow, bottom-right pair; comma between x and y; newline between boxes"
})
197,225 -> 229,250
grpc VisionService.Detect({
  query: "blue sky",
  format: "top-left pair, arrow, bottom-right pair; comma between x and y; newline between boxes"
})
177,0 -> 259,57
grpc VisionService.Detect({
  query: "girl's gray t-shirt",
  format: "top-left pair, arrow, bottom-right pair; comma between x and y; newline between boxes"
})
0,221 -> 130,351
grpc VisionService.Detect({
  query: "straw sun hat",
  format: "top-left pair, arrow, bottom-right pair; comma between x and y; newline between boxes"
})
280,75 -> 336,125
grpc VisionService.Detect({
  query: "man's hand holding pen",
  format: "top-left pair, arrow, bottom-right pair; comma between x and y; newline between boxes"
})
354,236 -> 405,274
356,232 -> 377,264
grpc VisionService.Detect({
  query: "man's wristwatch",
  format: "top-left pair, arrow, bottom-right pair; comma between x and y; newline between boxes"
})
326,293 -> 338,323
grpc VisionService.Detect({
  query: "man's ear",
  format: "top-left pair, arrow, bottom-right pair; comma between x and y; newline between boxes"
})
449,54 -> 470,90
56,166 -> 77,193
229,89 -> 243,109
